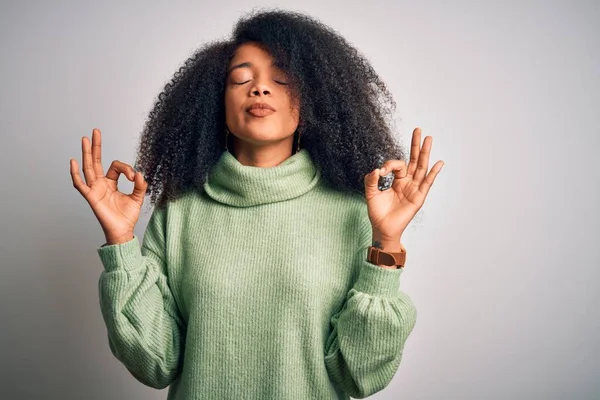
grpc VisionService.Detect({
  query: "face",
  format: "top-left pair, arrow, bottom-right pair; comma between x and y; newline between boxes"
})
224,42 -> 300,148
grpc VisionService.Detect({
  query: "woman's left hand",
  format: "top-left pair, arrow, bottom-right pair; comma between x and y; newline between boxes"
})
364,127 -> 444,242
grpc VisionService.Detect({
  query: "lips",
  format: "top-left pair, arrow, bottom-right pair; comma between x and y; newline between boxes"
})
247,102 -> 275,111
247,108 -> 275,117
246,102 -> 276,117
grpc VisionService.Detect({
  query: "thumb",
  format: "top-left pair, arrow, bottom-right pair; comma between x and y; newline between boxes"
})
364,168 -> 382,190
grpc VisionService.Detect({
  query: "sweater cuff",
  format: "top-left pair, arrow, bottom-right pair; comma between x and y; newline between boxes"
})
97,235 -> 143,272
353,259 -> 404,297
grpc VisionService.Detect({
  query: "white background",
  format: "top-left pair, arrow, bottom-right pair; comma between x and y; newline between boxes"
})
1,0 -> 598,399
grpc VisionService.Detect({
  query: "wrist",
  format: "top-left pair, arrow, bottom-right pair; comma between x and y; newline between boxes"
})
369,231 -> 405,269
371,230 -> 402,253
105,231 -> 134,246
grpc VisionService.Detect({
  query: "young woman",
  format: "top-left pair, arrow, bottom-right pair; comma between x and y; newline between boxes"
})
70,9 -> 443,400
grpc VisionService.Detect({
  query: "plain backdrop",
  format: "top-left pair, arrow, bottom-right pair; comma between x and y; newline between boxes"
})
1,1 -> 598,399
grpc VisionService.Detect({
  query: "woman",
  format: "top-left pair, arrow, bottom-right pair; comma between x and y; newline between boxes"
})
70,9 -> 443,400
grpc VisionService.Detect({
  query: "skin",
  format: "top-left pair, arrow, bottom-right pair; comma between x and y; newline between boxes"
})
224,42 -> 300,167
70,43 -> 445,266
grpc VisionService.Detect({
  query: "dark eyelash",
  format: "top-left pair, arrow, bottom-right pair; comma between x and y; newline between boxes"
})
233,80 -> 288,85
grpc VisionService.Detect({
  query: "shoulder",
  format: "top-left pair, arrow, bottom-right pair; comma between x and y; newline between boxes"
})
310,181 -> 371,240
315,180 -> 368,212
144,188 -> 207,225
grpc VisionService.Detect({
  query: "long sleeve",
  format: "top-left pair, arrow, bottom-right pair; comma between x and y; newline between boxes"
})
96,207 -> 186,389
324,234 -> 417,398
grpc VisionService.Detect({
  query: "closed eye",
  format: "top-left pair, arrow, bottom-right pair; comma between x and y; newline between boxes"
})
233,80 -> 288,85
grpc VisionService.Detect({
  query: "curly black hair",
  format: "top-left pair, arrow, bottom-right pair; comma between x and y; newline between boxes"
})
135,8 -> 406,210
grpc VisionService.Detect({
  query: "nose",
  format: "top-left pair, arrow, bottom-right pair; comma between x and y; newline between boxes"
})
251,87 -> 270,96
250,79 -> 271,96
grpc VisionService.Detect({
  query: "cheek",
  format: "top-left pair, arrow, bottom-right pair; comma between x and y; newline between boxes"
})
288,95 -> 300,121
224,91 -> 241,120
287,102 -> 300,124
281,95 -> 300,120
224,90 -> 235,108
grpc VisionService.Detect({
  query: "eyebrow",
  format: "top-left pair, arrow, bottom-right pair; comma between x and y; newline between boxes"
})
227,61 -> 282,76
227,62 -> 253,75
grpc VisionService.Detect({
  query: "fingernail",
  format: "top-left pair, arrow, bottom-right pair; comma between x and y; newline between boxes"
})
380,167 -> 386,174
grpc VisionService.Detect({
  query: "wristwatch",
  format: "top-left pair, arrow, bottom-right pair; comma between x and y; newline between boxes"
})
367,246 -> 406,269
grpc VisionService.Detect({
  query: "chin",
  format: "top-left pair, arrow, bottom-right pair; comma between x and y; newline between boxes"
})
238,126 -> 291,143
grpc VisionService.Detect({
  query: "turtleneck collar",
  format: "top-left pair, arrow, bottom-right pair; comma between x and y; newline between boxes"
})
203,148 -> 322,207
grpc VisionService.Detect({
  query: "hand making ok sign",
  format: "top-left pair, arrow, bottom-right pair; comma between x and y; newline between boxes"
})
364,127 -> 444,242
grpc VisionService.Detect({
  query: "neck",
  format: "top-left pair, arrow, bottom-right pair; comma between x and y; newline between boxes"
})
231,135 -> 295,167
203,147 -> 321,207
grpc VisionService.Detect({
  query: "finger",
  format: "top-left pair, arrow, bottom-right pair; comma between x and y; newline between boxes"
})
413,136 -> 432,183
364,168 -> 380,188
92,128 -> 105,177
407,127 -> 421,177
106,160 -> 136,182
379,159 -> 407,179
418,160 -> 444,197
365,167 -> 389,193
81,136 -> 97,185
70,158 -> 91,198
129,170 -> 148,204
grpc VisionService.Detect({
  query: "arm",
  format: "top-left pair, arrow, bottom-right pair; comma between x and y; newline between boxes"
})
97,206 -> 185,389
324,223 -> 417,398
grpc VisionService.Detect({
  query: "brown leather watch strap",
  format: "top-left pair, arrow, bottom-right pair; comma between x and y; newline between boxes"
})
367,246 -> 406,268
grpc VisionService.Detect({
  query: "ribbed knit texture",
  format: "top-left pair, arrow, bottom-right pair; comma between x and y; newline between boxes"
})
97,148 -> 417,399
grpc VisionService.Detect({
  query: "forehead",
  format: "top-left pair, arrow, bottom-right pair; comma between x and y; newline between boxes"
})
229,43 -> 274,66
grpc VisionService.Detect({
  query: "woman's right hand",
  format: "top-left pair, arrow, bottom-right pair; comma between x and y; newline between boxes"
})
70,128 -> 148,245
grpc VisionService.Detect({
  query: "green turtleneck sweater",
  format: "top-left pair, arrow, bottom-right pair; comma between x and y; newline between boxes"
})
97,149 -> 417,399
